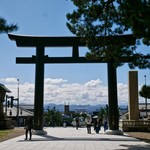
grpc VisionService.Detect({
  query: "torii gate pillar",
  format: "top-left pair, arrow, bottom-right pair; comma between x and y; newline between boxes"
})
34,46 -> 45,132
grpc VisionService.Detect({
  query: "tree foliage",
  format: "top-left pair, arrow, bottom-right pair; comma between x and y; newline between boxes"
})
139,85 -> 150,99
0,17 -> 18,33
44,107 -> 62,126
66,0 -> 150,68
98,106 -> 108,118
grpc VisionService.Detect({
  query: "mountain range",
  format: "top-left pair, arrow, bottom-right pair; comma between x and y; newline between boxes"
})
44,103 -> 128,113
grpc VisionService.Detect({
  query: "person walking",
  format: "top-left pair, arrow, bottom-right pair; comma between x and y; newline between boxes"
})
75,116 -> 79,130
85,115 -> 92,134
94,117 -> 102,134
103,119 -> 108,132
25,116 -> 33,140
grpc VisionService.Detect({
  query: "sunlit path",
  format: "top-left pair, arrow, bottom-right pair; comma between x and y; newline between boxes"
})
0,127 -> 150,150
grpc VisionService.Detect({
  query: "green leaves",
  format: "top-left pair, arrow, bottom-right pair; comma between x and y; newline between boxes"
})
118,0 -> 150,44
66,0 -> 150,69
0,17 -> 18,34
44,108 -> 62,126
139,85 -> 150,99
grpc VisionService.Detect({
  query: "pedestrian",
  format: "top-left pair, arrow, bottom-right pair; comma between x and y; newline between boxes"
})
75,116 -> 79,130
103,120 -> 108,132
85,115 -> 92,134
24,116 -> 33,140
94,117 -> 102,134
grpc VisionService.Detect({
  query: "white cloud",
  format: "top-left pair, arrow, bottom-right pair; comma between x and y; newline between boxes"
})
118,83 -> 128,104
1,77 -> 145,106
81,91 -> 89,99
0,77 -> 18,84
84,79 -> 102,87
44,78 -> 67,84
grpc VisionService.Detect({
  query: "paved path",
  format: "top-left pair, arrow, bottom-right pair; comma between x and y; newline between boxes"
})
0,127 -> 150,150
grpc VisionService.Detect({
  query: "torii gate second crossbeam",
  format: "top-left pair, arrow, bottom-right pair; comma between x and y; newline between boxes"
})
8,34 -> 137,134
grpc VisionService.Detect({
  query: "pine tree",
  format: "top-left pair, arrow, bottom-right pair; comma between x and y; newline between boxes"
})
66,0 -> 150,69
139,85 -> 150,117
0,17 -> 18,33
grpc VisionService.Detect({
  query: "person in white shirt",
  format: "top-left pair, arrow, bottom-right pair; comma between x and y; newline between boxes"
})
85,115 -> 92,134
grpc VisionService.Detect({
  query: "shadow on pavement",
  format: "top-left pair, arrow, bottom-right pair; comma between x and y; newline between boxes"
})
18,134 -> 141,142
120,144 -> 150,150
17,134 -> 150,149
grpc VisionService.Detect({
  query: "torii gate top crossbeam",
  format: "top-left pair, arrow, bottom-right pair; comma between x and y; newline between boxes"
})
8,34 -> 150,64
8,34 -> 137,64
8,34 -> 135,47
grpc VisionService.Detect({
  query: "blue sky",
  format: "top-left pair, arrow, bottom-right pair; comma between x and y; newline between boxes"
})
0,0 -> 149,106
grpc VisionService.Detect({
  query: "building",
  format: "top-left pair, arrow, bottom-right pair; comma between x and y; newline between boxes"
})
4,105 -> 34,127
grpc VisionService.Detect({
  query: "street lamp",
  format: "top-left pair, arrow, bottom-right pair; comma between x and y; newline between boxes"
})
17,79 -> 19,126
144,75 -> 146,85
144,75 -> 147,117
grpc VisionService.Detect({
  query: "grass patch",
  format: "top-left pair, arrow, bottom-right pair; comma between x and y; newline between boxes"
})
0,130 -> 13,138
0,128 -> 25,142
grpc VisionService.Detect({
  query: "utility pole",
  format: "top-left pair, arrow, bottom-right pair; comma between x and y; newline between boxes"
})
17,79 -> 19,126
144,75 -> 148,118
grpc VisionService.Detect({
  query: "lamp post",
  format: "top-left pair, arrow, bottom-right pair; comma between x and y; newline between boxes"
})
144,75 -> 148,117
17,79 -> 19,126
144,75 -> 146,86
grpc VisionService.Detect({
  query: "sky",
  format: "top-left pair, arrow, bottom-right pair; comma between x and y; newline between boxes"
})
0,0 -> 149,106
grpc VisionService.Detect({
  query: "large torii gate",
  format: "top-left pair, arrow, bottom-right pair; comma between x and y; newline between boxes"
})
8,34 -> 137,134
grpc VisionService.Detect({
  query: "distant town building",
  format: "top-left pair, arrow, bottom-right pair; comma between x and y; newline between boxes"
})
64,103 -> 70,115
64,102 -> 74,116
75,108 -> 87,114
4,104 -> 34,127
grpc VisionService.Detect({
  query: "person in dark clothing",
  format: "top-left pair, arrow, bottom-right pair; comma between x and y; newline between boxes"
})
94,117 -> 102,134
75,117 -> 79,130
25,116 -> 33,140
104,120 -> 108,132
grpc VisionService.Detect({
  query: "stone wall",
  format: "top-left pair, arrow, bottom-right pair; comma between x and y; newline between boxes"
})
120,120 -> 150,132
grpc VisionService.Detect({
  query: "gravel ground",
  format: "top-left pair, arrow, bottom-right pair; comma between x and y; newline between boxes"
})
0,128 -> 150,144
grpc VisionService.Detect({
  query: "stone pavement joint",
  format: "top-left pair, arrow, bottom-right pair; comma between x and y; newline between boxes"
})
0,127 -> 150,150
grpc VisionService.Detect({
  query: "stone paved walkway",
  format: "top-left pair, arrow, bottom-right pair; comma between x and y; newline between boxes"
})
0,127 -> 150,150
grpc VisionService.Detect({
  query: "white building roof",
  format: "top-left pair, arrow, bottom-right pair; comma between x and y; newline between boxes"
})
4,106 -> 34,117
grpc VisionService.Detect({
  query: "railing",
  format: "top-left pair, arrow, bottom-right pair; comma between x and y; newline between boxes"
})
120,120 -> 150,132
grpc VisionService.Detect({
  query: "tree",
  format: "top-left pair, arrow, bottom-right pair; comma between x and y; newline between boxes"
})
98,106 -> 108,119
0,17 -> 18,33
66,0 -> 150,69
66,0 -> 150,131
139,85 -> 150,99
118,0 -> 150,46
44,108 -> 62,127
139,85 -> 150,117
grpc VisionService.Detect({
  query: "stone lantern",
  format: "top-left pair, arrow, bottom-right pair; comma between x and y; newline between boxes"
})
0,83 -> 11,129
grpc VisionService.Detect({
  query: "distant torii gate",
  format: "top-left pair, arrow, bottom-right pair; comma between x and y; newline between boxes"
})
8,34 -> 137,134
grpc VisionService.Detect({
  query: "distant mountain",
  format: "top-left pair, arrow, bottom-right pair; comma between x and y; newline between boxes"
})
20,102 -> 128,114
44,103 -> 108,113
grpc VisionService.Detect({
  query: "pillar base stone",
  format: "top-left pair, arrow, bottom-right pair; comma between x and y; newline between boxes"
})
104,129 -> 124,135
32,130 -> 47,135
